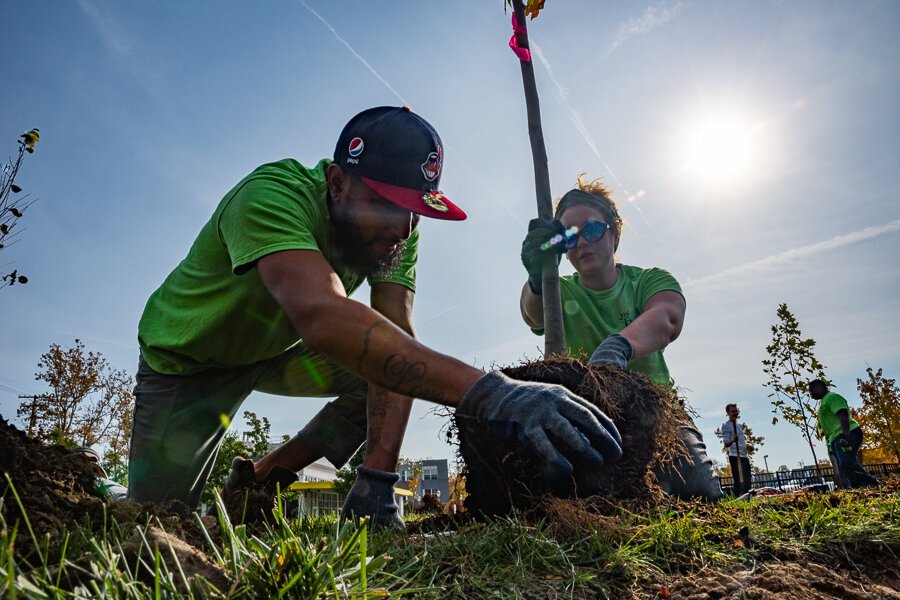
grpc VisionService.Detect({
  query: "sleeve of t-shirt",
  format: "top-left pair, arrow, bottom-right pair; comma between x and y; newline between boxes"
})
827,393 -> 850,414
218,176 -> 322,275
636,267 -> 684,309
367,227 -> 418,293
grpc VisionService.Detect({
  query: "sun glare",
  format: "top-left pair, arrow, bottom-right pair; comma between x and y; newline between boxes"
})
680,113 -> 761,187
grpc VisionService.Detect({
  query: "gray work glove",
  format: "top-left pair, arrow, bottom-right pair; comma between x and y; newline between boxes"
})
340,466 -> 404,530
457,371 -> 622,481
837,436 -> 853,453
588,333 -> 633,370
521,218 -> 565,295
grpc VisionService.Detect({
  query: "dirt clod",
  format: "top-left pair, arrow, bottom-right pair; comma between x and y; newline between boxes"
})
456,357 -> 688,517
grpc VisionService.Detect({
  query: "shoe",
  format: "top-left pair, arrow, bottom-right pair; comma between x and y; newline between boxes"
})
222,456 -> 299,522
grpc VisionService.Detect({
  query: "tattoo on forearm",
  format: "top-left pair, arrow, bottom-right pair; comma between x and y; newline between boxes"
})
382,354 -> 446,404
357,321 -> 388,374
368,386 -> 389,419
366,387 -> 392,449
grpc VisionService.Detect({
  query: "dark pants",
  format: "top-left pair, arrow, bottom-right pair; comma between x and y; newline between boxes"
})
728,455 -> 752,496
831,427 -> 879,488
128,344 -> 368,509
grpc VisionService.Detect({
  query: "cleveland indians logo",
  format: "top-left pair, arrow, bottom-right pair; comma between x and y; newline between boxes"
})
421,148 -> 442,181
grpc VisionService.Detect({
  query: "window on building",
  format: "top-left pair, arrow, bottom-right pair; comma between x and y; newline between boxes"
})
423,465 -> 439,480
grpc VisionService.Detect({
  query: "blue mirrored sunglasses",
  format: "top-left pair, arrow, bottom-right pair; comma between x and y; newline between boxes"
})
540,219 -> 611,251
562,219 -> 609,250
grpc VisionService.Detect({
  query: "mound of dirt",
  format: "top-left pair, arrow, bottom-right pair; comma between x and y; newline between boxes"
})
0,417 -> 211,568
456,357 -> 689,517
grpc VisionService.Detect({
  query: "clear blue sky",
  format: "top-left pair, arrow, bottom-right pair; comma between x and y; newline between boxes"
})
2,1 -> 899,473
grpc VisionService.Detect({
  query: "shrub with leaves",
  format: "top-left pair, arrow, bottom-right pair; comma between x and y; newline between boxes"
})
1,128 -> 40,288
762,303 -> 828,466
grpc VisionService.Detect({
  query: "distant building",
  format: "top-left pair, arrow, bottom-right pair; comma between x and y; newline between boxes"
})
399,458 -> 450,502
264,442 -> 413,517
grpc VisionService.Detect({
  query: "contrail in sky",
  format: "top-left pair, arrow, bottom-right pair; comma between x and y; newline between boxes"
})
685,219 -> 900,290
297,0 -> 409,106
297,0 -> 523,223
532,41 -> 629,198
606,1 -> 687,57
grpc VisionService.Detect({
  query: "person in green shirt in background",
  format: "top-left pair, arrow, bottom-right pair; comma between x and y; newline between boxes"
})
810,379 -> 879,488
519,176 -> 722,500
129,107 -> 624,529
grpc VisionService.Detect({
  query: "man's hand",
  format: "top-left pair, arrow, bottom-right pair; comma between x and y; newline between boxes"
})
838,436 -> 853,453
588,333 -> 633,369
341,466 -> 404,530
456,371 -> 622,479
521,218 -> 565,295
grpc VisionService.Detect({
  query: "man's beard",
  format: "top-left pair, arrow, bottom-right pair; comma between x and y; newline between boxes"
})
331,212 -> 406,279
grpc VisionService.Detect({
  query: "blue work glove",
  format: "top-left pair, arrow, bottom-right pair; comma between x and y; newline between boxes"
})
521,218 -> 565,295
340,466 -> 405,530
457,371 -> 623,481
588,333 -> 633,370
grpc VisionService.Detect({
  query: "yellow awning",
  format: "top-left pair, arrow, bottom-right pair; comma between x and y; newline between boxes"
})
288,480 -> 414,497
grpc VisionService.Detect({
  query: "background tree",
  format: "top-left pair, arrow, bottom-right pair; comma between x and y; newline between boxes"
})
17,339 -> 134,473
1,128 -> 40,289
856,367 -> 900,463
200,410 -> 272,506
762,303 -> 827,466
447,469 -> 467,510
400,459 -> 424,498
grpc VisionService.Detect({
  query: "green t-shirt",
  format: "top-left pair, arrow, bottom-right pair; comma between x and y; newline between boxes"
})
139,158 -> 418,375
817,391 -> 860,443
533,265 -> 683,386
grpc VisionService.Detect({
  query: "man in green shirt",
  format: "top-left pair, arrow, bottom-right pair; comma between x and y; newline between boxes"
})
130,106 -> 624,528
810,379 -> 878,488
519,177 -> 722,500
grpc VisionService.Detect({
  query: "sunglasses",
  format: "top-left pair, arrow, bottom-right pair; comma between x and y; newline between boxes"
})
542,219 -> 610,252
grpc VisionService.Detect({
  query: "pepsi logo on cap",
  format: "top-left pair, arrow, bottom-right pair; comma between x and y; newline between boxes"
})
421,150 -> 441,182
348,137 -> 365,157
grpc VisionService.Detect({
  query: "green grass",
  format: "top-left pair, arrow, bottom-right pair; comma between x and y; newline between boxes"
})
1,485 -> 898,599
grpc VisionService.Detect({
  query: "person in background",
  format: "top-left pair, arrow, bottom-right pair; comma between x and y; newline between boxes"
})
810,379 -> 878,488
721,403 -> 753,496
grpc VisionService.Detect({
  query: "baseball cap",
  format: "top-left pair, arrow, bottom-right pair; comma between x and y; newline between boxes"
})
334,106 -> 466,221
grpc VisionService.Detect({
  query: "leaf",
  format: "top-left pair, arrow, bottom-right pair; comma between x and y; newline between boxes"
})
10,207 -> 22,217
524,0 -> 547,19
17,275 -> 28,284
10,184 -> 21,193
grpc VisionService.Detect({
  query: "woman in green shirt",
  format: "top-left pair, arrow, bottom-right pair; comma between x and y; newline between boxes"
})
519,176 -> 722,500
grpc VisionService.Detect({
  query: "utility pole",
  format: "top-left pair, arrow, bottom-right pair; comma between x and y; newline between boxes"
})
763,454 -> 770,473
17,394 -> 44,436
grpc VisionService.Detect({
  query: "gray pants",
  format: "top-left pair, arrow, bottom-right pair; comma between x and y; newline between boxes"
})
128,344 -> 367,509
655,424 -> 724,501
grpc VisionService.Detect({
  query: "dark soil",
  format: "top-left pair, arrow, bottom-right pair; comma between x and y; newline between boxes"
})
0,416 -> 225,589
456,357 -> 688,517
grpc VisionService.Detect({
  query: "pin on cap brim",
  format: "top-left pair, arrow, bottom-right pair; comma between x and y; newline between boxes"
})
360,176 -> 467,221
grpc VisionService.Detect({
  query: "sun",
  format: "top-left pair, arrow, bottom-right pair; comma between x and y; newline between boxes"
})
680,112 -> 762,187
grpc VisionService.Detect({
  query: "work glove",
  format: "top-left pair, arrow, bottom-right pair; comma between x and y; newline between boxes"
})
457,371 -> 623,483
341,466 -> 405,530
521,218 -> 565,295
838,436 -> 853,453
588,333 -> 633,370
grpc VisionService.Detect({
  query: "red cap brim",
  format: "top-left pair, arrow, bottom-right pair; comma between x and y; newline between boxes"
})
360,176 -> 467,221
